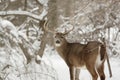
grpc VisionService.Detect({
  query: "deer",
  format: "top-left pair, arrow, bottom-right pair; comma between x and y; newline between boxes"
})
43,20 -> 112,80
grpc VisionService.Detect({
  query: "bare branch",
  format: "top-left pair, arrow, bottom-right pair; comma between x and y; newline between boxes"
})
35,0 -> 43,6
0,11 -> 43,20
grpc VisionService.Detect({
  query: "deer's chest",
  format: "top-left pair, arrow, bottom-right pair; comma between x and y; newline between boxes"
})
68,53 -> 85,67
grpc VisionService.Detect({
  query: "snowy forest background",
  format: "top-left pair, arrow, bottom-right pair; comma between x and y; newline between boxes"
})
0,0 -> 120,80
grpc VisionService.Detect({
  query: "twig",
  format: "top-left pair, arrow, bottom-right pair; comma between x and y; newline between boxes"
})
2,65 -> 12,71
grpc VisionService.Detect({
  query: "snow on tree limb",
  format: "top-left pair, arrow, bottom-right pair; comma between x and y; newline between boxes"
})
0,11 -> 44,21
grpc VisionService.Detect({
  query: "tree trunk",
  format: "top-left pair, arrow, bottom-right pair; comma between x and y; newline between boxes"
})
47,0 -> 58,45
36,20 -> 47,64
35,0 -> 58,64
64,0 -> 74,17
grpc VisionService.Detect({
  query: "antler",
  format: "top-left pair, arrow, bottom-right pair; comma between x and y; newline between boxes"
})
63,26 -> 74,35
43,20 -> 54,34
43,20 -> 74,35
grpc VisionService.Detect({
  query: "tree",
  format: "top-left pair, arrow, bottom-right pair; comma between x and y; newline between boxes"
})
0,0 -> 47,64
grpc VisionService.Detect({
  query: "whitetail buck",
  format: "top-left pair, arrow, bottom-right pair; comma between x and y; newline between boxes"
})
44,21 -> 112,80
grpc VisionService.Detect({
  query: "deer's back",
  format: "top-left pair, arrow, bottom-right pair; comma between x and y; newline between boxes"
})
67,41 -> 102,67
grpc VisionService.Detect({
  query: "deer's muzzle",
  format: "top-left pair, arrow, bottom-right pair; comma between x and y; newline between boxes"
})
56,40 -> 60,44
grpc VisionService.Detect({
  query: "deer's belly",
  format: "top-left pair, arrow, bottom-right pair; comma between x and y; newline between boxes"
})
68,55 -> 85,67
76,65 -> 86,69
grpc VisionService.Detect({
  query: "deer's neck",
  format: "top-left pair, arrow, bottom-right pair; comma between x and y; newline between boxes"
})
55,42 -> 69,60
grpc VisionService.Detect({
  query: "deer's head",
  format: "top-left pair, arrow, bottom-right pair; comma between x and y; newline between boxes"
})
54,32 -> 66,47
44,20 -> 74,47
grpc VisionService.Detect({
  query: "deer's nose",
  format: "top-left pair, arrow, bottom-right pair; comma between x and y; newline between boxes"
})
56,40 -> 60,43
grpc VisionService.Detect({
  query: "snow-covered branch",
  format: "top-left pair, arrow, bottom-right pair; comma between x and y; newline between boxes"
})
0,11 -> 43,21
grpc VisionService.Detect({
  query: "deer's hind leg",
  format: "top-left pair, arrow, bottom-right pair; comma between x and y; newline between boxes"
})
96,63 -> 105,80
86,64 -> 98,80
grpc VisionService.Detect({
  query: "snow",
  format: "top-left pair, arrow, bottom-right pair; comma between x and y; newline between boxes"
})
0,0 -> 120,79
0,19 -> 18,39
38,0 -> 48,7
49,55 -> 70,80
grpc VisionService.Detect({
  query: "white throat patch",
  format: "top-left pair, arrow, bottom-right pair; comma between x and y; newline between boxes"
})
55,43 -> 61,47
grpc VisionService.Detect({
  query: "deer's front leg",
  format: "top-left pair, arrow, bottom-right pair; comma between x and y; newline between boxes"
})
69,66 -> 75,80
75,68 -> 80,80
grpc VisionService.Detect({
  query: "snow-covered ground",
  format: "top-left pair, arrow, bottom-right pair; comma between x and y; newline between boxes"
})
46,54 -> 120,80
0,46 -> 120,80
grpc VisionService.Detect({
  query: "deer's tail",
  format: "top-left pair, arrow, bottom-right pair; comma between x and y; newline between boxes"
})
100,38 -> 112,78
100,44 -> 106,60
